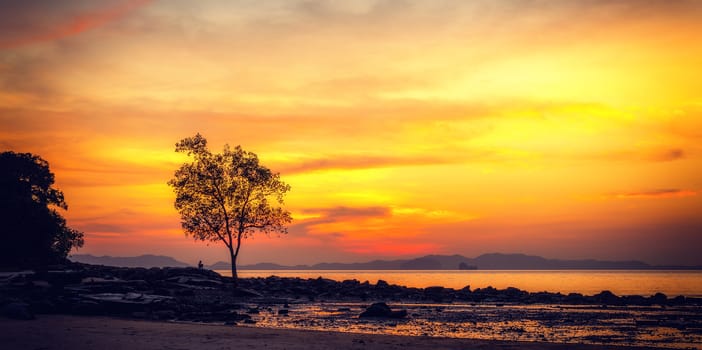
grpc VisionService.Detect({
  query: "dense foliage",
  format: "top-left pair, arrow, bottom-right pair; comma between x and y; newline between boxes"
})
0,151 -> 84,269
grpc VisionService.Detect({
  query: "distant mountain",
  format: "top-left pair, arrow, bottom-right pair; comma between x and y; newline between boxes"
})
70,254 -> 190,268
231,253 -> 674,270
470,253 -> 651,270
208,261 -> 309,270
72,253 -> 701,271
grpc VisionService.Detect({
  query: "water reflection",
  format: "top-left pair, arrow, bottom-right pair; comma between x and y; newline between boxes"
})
248,301 -> 702,349
225,270 -> 702,297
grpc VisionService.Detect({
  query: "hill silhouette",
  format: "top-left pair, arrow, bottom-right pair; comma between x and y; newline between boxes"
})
72,253 -> 702,270
212,253 -> 668,270
70,254 -> 190,268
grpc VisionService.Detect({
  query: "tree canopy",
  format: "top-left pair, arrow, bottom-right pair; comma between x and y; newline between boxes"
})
168,134 -> 291,285
0,151 -> 84,269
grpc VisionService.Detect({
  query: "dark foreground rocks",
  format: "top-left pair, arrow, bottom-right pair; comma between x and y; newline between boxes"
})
359,302 -> 407,318
1,262 -> 700,324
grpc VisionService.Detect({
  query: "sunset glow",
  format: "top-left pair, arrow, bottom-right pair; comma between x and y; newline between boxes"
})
1,0 -> 701,265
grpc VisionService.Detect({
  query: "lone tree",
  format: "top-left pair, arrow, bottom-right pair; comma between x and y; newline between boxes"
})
0,151 -> 84,269
168,134 -> 291,287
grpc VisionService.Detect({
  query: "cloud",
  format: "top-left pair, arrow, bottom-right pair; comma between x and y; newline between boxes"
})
0,0 -> 153,49
560,147 -> 688,164
288,206 -> 393,244
293,206 -> 392,231
278,154 -> 462,174
610,189 -> 698,199
645,148 -> 685,162
306,206 -> 392,219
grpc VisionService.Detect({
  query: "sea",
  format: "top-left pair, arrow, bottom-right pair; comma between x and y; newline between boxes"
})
212,270 -> 702,348
217,269 -> 702,297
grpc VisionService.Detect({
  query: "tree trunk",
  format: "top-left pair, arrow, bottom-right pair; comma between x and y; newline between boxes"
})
230,250 -> 238,289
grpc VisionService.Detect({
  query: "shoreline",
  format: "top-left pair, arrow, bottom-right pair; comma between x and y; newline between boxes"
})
2,263 -> 701,348
0,315 -> 665,350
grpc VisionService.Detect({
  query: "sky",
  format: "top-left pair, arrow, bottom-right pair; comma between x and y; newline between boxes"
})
1,0 -> 701,266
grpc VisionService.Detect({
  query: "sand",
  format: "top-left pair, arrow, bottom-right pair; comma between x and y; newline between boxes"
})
1,315 -> 662,350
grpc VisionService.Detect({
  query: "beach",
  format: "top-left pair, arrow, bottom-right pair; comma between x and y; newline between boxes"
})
0,315 -> 664,350
2,264 -> 701,349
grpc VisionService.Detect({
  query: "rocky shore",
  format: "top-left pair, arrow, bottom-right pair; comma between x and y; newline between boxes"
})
1,262 -> 700,323
3,263 -> 702,348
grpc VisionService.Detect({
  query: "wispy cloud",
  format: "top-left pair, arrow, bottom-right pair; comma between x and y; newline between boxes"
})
278,154 -> 462,174
0,0 -> 153,49
610,189 -> 698,199
292,206 -> 392,230
645,148 -> 685,162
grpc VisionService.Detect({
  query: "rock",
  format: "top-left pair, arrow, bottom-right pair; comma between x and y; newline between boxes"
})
82,277 -> 127,284
83,292 -> 172,304
593,290 -> 621,305
622,295 -> 647,305
671,295 -> 686,305
166,275 -> 222,288
278,309 -> 289,315
226,312 -> 251,322
359,302 -> 407,319
650,292 -> 668,305
1,302 -> 34,320
45,270 -> 83,285
30,280 -> 52,288
80,293 -> 173,314
232,288 -> 262,297
174,289 -> 195,296
425,286 -> 445,294
565,293 -> 586,304
424,286 -> 446,301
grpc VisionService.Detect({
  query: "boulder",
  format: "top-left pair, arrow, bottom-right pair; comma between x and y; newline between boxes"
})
166,275 -> 223,288
650,292 -> 668,305
375,280 -> 389,288
424,286 -> 447,302
359,302 -> 407,318
593,290 -> 621,305
81,293 -> 173,314
1,302 -> 34,320
232,288 -> 262,297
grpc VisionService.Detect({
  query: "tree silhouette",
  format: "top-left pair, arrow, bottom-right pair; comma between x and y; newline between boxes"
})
168,134 -> 292,287
0,151 -> 84,269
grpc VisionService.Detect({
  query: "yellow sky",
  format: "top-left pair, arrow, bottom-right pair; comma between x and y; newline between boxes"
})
1,0 -> 701,265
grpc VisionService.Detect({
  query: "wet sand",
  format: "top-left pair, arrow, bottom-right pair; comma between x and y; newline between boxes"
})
1,315 -> 663,350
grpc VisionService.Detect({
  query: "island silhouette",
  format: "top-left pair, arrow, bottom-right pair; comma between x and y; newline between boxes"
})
70,252 -> 702,270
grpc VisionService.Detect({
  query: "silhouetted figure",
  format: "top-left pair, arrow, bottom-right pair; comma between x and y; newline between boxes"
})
198,260 -> 204,269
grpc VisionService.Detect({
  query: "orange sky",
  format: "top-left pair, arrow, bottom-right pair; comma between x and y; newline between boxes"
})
1,0 -> 701,265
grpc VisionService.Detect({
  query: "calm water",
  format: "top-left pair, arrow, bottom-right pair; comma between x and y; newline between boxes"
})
218,270 -> 702,297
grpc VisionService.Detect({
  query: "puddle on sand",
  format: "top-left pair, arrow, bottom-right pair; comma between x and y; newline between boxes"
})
246,302 -> 702,349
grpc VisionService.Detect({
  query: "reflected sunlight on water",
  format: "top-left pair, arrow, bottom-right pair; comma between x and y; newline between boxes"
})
248,302 -> 702,349
219,270 -> 702,297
